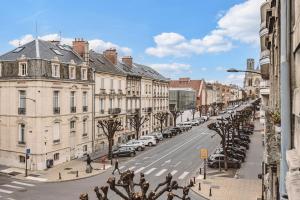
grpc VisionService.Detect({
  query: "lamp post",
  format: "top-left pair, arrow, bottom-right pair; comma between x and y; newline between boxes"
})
227,68 -> 262,75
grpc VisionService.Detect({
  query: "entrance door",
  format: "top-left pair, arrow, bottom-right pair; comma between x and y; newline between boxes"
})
70,132 -> 76,159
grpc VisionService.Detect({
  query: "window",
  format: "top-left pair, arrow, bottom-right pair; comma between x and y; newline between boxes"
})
110,79 -> 113,89
118,98 -> 121,108
70,121 -> 76,129
18,90 -> 26,115
70,91 -> 76,113
81,68 -> 87,80
51,48 -> 63,56
19,155 -> 25,163
83,119 -> 88,136
118,80 -> 121,89
83,145 -> 87,152
18,124 -> 25,144
53,122 -> 60,143
82,92 -> 88,112
52,64 -> 60,78
145,85 -> 148,94
109,98 -> 113,109
53,91 -> 60,114
54,153 -> 59,160
13,47 -> 24,53
69,66 -> 76,79
100,98 -> 104,113
19,62 -> 27,76
101,78 -> 104,89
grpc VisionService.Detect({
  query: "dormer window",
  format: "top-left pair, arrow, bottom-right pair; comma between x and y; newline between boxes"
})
69,66 -> 76,79
18,62 -> 27,76
81,68 -> 87,80
52,64 -> 60,78
0,63 -> 2,77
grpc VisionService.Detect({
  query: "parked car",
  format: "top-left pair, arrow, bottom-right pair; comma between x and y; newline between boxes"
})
139,135 -> 157,146
215,149 -> 245,162
120,140 -> 145,151
162,129 -> 173,138
208,154 -> 241,168
171,127 -> 183,134
190,120 -> 200,126
150,132 -> 164,141
201,116 -> 209,121
112,147 -> 136,158
219,110 -> 226,114
177,123 -> 192,131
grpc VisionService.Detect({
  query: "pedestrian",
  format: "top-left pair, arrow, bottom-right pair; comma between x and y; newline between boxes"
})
112,159 -> 120,175
86,154 -> 93,173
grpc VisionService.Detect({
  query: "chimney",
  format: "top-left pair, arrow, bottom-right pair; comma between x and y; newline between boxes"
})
103,48 -> 118,65
122,56 -> 133,67
49,40 -> 60,45
72,38 -> 89,64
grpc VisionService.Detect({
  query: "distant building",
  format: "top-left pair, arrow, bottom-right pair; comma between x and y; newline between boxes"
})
169,88 -> 196,111
243,58 -> 261,99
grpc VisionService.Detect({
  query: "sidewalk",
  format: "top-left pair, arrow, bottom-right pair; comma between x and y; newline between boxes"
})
0,149 -> 111,182
192,119 -> 263,200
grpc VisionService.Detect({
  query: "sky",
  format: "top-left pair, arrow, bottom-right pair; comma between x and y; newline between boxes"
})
0,0 -> 263,86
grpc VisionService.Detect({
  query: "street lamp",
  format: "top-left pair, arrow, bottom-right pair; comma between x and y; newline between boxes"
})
227,68 -> 262,75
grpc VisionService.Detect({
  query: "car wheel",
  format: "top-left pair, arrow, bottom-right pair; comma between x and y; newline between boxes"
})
148,142 -> 153,147
212,163 -> 218,168
138,147 -> 142,151
130,152 -> 135,157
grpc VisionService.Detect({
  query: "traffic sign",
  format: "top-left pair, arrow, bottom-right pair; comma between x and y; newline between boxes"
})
200,148 -> 208,159
26,148 -> 30,155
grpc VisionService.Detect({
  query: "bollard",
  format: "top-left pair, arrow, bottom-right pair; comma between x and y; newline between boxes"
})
209,187 -> 212,197
198,182 -> 201,191
59,172 -> 61,180
199,168 -> 202,174
102,158 -> 106,170
76,170 -> 79,178
193,177 -> 196,184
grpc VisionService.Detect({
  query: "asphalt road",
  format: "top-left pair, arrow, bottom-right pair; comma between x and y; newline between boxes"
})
2,101 -> 258,200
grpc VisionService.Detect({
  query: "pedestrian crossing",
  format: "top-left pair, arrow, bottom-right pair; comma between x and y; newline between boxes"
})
0,180 -> 36,199
120,166 -> 192,180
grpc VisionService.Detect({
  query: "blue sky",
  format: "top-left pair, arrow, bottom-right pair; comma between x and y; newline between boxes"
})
0,0 -> 262,85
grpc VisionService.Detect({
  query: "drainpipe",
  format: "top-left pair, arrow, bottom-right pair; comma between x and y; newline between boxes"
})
92,68 -> 96,153
280,0 -> 291,198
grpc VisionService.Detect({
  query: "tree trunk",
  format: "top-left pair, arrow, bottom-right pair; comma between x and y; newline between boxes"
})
222,138 -> 228,171
135,128 -> 140,140
108,138 -> 114,160
192,111 -> 195,120
174,117 -> 177,127
160,120 -> 163,133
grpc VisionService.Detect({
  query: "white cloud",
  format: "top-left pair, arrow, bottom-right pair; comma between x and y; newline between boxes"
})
200,67 -> 207,71
149,63 -> 191,75
225,73 -> 245,86
146,0 -> 262,57
216,66 -> 226,71
9,34 -> 132,55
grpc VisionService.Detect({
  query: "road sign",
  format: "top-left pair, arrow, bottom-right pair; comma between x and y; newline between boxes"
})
26,148 -> 30,155
200,148 -> 208,159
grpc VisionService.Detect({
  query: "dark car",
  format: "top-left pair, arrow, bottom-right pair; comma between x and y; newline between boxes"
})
168,128 -> 178,136
225,147 -> 246,157
215,149 -> 245,162
172,127 -> 183,134
208,154 -> 241,169
162,129 -> 173,138
112,147 -> 136,158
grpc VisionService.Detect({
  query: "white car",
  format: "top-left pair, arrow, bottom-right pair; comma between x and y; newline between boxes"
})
120,140 -> 145,151
190,120 -> 200,126
150,132 -> 164,141
201,116 -> 209,121
139,136 -> 157,146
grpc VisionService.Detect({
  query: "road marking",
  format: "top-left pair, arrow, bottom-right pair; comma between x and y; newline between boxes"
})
6,198 -> 16,200
0,188 -> 13,194
170,170 -> 178,176
119,166 -> 125,170
144,168 -> 156,175
11,181 -> 35,187
134,167 -> 145,174
155,169 -> 167,176
1,184 -> 24,189
144,134 -> 204,169
178,172 -> 190,180
161,159 -> 171,166
196,175 -> 204,180
128,166 -> 135,170
26,176 -> 47,182
173,161 -> 181,167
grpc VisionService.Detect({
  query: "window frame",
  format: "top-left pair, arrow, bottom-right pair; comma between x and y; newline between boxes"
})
53,122 -> 60,143
81,68 -> 88,80
18,123 -> 26,144
69,66 -> 76,79
19,62 -> 28,76
52,63 -> 60,78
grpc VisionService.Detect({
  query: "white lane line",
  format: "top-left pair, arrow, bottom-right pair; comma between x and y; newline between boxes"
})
173,161 -> 181,167
119,166 -> 126,170
171,170 -> 178,176
1,184 -> 24,189
11,181 -> 35,187
128,166 -> 136,170
0,188 -> 13,194
144,168 -> 156,175
6,198 -> 16,200
178,172 -> 190,180
144,134 -> 204,169
134,167 -> 145,174
155,169 -> 167,176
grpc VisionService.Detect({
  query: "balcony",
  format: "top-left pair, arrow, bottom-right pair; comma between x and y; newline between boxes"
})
18,108 -> 26,115
53,107 -> 60,114
18,141 -> 26,145
99,89 -> 106,96
260,80 -> 270,95
70,106 -> 76,113
108,108 -> 121,115
83,106 -> 88,112
118,89 -> 123,96
100,109 -> 104,114
127,108 -> 140,115
145,107 -> 152,113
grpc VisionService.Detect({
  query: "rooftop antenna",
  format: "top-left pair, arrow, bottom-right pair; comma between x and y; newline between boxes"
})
59,31 -> 62,43
35,21 -> 38,39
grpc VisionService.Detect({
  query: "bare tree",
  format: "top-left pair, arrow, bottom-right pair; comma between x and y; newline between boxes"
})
129,112 -> 149,140
170,109 -> 182,127
80,171 -> 194,200
190,107 -> 197,120
98,117 -> 123,160
154,112 -> 169,133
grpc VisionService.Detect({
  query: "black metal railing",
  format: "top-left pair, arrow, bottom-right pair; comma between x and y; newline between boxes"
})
53,107 -> 60,114
71,106 -> 76,113
83,106 -> 88,112
18,108 -> 26,115
108,108 -> 121,115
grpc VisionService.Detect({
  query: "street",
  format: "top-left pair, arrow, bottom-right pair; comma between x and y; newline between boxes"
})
0,119 -> 220,200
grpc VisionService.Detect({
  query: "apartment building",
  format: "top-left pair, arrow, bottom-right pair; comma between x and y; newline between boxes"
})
243,58 -> 262,99
0,39 -> 94,170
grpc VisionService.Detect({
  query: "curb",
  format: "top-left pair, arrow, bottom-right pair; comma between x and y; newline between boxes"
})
191,187 -> 210,200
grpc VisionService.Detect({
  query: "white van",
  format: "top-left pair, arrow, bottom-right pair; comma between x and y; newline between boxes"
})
139,136 -> 157,146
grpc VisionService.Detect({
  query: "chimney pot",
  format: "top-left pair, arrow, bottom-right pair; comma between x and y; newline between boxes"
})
122,56 -> 133,67
72,38 -> 89,64
103,49 -> 118,65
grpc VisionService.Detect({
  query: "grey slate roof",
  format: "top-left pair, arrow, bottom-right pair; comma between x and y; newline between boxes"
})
89,51 -> 126,76
0,39 -> 83,65
133,63 -> 169,81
